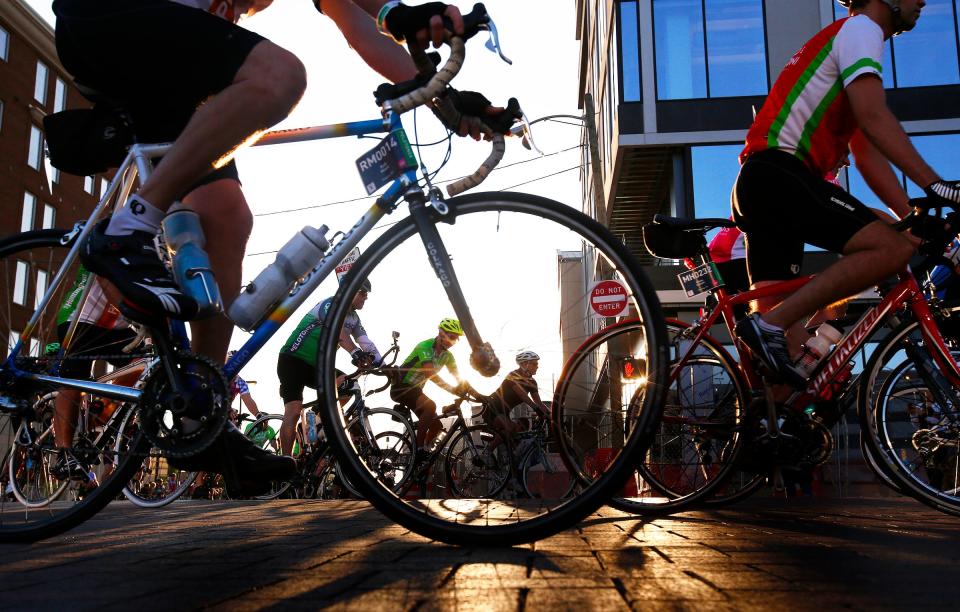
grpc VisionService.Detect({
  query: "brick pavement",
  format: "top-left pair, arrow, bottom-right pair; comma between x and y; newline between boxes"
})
0,497 -> 957,611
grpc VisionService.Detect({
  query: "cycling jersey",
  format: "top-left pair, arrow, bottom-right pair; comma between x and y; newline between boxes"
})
281,297 -> 379,366
708,226 -> 745,265
169,0 -> 242,22
398,338 -> 457,388
490,368 -> 538,413
57,266 -> 128,330
230,376 -> 250,401
742,15 -> 883,177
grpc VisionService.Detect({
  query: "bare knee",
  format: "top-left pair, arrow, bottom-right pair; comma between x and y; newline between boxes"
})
236,42 -> 307,124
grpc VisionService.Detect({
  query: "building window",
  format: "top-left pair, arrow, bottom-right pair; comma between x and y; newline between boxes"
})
83,175 -> 95,195
846,133 -> 960,205
100,178 -> 108,198
834,0 -> 959,88
8,332 -> 19,357
13,261 -> 28,306
42,204 -> 55,229
691,144 -> 741,224
21,192 -> 36,232
0,26 -> 8,62
50,166 -> 60,185
620,1 -> 641,102
29,338 -> 40,357
653,0 -> 768,100
35,269 -> 47,310
53,78 -> 67,113
34,61 -> 49,106
27,125 -> 43,170
0,99 -> 4,131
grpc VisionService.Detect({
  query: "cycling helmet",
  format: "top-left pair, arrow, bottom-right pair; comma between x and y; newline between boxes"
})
438,318 -> 463,335
360,279 -> 372,293
515,350 -> 540,364
836,0 -> 911,35
44,342 -> 61,355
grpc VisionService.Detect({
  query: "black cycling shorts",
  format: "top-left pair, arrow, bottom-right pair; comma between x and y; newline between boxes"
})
56,322 -> 138,380
732,149 -> 879,284
277,353 -> 316,404
390,384 -> 430,410
52,0 -> 262,189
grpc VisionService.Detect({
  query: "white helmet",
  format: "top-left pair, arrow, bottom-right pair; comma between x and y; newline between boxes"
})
836,0 -> 911,35
515,350 -> 540,364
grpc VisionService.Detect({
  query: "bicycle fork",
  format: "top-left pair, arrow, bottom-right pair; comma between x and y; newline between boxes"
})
407,196 -> 501,377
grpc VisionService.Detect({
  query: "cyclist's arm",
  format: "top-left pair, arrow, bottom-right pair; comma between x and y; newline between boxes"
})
320,0 -> 418,83
240,392 -> 261,418
426,364 -> 458,394
847,75 -> 939,193
351,0 -> 464,48
849,129 -> 911,219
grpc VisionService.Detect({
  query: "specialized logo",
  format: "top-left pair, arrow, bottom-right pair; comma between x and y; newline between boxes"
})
830,196 -> 854,212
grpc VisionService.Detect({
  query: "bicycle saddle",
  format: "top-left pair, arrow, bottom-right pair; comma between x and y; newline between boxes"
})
652,215 -> 737,232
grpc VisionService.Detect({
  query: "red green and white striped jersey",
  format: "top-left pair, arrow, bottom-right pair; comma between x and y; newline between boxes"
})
741,15 -> 884,176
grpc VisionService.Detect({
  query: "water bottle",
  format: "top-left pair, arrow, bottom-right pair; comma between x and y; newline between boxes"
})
162,210 -> 223,318
306,410 -> 318,444
795,323 -> 843,378
228,226 -> 329,330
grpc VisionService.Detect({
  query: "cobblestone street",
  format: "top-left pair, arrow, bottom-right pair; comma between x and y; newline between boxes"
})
1,497 -> 957,610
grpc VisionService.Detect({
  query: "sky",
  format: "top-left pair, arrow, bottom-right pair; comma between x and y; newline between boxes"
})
25,1 -> 587,410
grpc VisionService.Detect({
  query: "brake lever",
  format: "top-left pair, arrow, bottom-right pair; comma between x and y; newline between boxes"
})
511,110 -> 543,155
482,17 -> 512,65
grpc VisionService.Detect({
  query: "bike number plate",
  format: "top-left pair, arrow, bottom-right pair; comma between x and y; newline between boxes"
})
677,263 -> 723,297
356,130 -> 417,195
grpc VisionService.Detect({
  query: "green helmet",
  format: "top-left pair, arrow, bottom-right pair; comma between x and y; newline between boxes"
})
438,318 -> 463,336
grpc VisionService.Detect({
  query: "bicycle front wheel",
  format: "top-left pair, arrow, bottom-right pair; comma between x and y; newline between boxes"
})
0,229 -> 151,542
318,192 -> 667,546
859,317 -> 960,515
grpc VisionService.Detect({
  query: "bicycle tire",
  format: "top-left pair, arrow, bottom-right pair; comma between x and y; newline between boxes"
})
318,191 -> 667,546
119,407 -> 197,508
858,315 -> 960,516
519,440 -> 576,500
0,229 -> 150,542
558,319 -> 749,515
242,414 -> 291,500
444,424 -> 512,498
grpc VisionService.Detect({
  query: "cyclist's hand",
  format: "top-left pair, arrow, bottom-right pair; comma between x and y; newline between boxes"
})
925,180 -> 960,208
382,2 -> 464,49
351,349 -> 374,368
433,89 -> 521,140
454,380 -> 472,396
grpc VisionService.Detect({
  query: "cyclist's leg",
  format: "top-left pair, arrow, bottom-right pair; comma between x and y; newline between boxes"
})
182,177 -> 253,363
413,396 -> 440,450
278,353 -> 311,456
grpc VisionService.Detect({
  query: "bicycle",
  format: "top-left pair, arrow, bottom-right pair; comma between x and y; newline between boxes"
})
0,5 -> 666,545
511,414 -> 577,500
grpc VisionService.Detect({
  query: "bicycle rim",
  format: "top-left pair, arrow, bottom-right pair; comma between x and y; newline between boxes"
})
119,407 -> 197,508
318,192 -> 667,546
0,230 -> 148,541
860,319 -> 960,514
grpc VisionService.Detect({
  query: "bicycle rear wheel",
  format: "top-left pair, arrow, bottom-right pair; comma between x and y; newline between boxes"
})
118,407 -> 197,508
0,229 -> 150,542
319,192 -> 667,546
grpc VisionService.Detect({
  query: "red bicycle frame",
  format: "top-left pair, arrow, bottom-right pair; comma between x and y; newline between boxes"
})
670,268 -> 960,409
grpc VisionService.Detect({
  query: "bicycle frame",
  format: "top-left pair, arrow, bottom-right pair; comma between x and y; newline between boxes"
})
672,267 -> 960,410
2,110 -> 470,405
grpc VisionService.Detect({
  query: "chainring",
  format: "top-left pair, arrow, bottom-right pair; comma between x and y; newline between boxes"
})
137,352 -> 229,458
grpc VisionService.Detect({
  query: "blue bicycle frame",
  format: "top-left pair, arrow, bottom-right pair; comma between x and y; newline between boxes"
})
5,110 -> 417,404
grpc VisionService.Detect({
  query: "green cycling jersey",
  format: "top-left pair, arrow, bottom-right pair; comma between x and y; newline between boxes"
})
56,266 -> 91,326
399,338 -> 457,387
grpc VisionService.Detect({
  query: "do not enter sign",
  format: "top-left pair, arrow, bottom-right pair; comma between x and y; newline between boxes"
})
590,280 -> 628,317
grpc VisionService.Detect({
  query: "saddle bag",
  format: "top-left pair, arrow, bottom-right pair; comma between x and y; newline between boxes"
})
42,105 -> 133,176
642,222 -> 708,260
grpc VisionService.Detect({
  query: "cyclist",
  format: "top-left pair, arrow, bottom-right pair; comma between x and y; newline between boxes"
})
50,266 -> 141,480
486,351 -> 550,441
227,351 -> 262,421
732,0 -> 960,388
277,279 -> 380,455
51,0 -> 467,486
391,318 -> 467,465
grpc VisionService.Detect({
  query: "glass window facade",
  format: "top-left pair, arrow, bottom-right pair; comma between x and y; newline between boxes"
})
834,0 -> 960,88
42,204 -> 55,230
691,144 -> 741,240
53,78 -> 67,113
846,133 -> 960,205
27,126 -> 42,170
21,192 -> 36,232
34,61 -> 48,106
620,0 -> 641,101
654,0 -> 767,100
